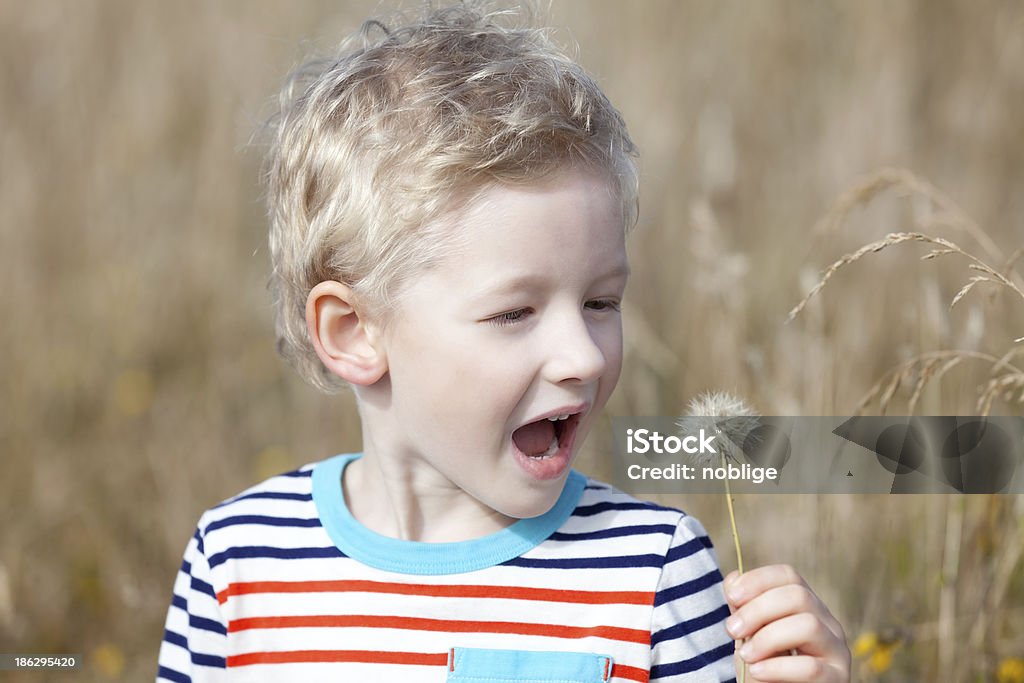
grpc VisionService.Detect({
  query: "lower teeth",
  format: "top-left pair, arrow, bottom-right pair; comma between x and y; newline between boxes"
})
530,436 -> 559,459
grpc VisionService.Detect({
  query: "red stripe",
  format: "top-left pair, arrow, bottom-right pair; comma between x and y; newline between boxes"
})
612,663 -> 650,682
228,614 -> 649,644
217,579 -> 651,607
227,649 -> 447,667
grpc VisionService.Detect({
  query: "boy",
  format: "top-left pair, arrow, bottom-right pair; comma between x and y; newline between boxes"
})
158,4 -> 850,681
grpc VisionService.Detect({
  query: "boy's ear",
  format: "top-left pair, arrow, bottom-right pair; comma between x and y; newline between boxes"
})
305,281 -> 388,386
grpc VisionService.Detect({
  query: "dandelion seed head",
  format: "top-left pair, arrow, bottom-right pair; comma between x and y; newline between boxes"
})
677,390 -> 760,465
687,391 -> 757,418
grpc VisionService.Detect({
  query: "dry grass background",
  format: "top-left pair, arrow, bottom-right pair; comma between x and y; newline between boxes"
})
2,1 -> 1022,681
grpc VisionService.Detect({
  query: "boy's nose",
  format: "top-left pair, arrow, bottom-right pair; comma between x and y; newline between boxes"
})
542,314 -> 607,385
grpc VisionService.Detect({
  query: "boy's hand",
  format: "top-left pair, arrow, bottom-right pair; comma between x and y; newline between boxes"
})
723,565 -> 851,682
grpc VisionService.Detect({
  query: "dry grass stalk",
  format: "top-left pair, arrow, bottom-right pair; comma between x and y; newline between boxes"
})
977,373 -> 1024,416
790,183 -> 1023,414
938,498 -> 964,680
967,497 -> 1024,659
906,357 -> 942,413
788,232 -> 1024,324
795,168 -> 1023,408
1004,247 -> 1024,276
877,371 -> 904,414
788,232 -> 924,323
994,346 -> 1024,370
853,350 -> 1023,416
812,168 -> 1023,290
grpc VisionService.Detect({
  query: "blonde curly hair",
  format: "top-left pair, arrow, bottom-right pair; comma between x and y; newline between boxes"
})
263,2 -> 639,392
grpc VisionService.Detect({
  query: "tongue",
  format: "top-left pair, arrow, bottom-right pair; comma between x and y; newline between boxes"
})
512,420 -> 556,456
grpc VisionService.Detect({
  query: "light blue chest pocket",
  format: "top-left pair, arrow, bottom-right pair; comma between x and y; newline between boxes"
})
445,647 -> 613,683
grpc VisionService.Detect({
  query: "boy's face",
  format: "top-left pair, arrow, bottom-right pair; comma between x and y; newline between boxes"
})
373,169 -> 628,520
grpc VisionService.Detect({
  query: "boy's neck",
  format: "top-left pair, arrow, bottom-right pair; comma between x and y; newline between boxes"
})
342,450 -> 518,543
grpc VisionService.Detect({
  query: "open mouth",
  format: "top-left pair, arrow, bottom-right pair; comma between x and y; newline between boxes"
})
511,412 -> 582,460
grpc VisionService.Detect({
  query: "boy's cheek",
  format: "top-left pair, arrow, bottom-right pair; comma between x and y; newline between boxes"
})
602,337 -> 624,390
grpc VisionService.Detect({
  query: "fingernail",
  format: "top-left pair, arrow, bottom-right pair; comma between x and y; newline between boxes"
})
725,615 -> 744,637
749,662 -> 765,677
727,582 -> 745,603
739,643 -> 753,661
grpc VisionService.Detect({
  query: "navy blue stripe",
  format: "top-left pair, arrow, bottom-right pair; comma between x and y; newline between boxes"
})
194,529 -> 204,555
157,665 -> 190,683
504,553 -> 665,569
163,629 -> 187,650
549,524 -> 676,541
650,603 -> 731,646
207,545 -> 345,569
214,491 -> 312,508
179,558 -> 192,575
171,593 -> 187,612
584,484 -> 609,490
189,614 -> 227,636
654,568 -> 723,607
159,637 -> 225,670
572,501 -> 676,517
649,640 -> 735,679
192,652 -> 226,668
205,514 -> 322,532
190,576 -> 216,600
665,534 -> 714,564
281,469 -> 313,477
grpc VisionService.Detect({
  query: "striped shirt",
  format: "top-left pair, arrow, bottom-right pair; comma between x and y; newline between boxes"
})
157,453 -> 737,682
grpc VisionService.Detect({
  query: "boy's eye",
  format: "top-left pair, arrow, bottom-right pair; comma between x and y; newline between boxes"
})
488,300 -> 621,326
586,298 -> 622,312
489,308 -> 531,326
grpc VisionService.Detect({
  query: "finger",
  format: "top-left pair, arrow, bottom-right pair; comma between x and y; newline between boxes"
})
724,566 -> 846,643
746,654 -> 844,683
739,612 -> 843,663
723,570 -> 740,616
725,584 -> 837,643
724,565 -> 806,609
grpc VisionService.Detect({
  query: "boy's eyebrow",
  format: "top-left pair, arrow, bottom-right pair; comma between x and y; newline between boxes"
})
618,263 -> 632,278
601,263 -> 632,281
472,274 -> 546,301
474,264 -> 631,300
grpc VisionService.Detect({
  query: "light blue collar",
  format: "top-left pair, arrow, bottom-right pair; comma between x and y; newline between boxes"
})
311,453 -> 585,575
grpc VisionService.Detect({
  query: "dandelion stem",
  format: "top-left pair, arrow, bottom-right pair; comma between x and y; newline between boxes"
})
723,450 -> 746,683
723,456 -> 744,575
682,393 -> 756,683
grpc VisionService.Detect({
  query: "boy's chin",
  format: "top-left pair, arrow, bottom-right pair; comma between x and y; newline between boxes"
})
493,486 -> 565,521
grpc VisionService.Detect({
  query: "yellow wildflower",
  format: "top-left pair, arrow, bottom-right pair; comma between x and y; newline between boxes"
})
92,643 -> 125,679
852,629 -> 899,674
852,631 -> 878,658
998,658 -> 1024,683
868,645 -> 895,674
